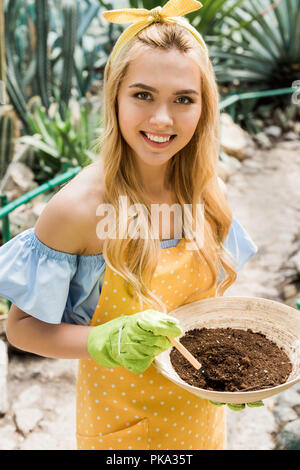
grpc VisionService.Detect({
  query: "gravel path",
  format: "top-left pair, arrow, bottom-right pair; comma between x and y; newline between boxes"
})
1,138 -> 300,450
226,139 -> 300,450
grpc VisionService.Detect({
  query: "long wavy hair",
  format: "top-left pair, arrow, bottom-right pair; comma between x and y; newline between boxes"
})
97,20 -> 237,312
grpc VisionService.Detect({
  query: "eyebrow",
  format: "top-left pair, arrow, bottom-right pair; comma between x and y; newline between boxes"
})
129,83 -> 199,96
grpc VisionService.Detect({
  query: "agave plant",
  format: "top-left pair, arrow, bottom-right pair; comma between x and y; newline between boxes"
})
18,98 -> 103,182
210,0 -> 300,88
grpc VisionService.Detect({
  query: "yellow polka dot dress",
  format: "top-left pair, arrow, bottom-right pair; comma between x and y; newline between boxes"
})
76,238 -> 226,450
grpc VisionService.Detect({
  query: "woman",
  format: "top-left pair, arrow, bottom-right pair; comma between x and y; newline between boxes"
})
2,1 -> 258,450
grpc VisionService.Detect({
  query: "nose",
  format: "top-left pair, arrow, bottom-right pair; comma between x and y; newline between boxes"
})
149,103 -> 174,128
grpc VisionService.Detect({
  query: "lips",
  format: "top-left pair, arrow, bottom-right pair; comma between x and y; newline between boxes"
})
140,131 -> 177,148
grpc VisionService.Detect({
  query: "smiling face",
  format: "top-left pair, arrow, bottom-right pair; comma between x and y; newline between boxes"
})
117,48 -> 202,171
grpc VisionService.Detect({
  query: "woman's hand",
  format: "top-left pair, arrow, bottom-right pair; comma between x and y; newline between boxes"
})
87,309 -> 182,374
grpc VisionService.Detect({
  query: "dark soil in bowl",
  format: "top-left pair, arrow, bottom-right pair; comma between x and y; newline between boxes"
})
170,327 -> 292,392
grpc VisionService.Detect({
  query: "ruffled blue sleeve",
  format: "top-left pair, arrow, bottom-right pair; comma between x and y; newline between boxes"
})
0,228 -> 77,324
223,217 -> 258,271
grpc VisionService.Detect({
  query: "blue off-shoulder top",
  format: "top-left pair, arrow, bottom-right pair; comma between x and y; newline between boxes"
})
0,217 -> 257,325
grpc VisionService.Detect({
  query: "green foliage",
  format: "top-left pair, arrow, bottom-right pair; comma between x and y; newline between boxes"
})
3,0 -> 112,127
128,0 -> 162,8
210,0 -> 300,88
0,0 -> 5,83
209,0 -> 300,133
60,0 -> 77,116
1,0 -> 110,181
18,98 -> 103,182
4,0 -> 81,128
0,109 -> 16,180
0,0 -> 16,188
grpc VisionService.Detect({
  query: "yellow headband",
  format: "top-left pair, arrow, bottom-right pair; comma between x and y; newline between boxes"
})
102,0 -> 208,64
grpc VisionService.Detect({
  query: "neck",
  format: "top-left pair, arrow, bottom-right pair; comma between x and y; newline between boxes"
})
136,161 -> 172,198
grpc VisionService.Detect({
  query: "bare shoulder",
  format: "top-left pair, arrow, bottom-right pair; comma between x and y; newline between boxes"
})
34,161 -> 105,255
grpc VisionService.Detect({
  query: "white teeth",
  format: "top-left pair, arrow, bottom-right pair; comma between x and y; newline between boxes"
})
145,133 -> 171,143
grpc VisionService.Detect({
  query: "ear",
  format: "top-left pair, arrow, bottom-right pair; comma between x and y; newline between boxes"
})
217,176 -> 227,199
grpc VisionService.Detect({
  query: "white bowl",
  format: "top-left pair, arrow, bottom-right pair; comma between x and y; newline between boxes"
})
154,297 -> 300,404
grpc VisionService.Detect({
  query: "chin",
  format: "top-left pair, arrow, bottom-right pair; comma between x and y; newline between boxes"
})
140,155 -> 172,166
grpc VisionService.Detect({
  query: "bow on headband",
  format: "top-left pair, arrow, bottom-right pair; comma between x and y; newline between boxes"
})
102,0 -> 208,64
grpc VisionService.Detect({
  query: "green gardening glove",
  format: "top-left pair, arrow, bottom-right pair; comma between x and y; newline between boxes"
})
87,309 -> 182,374
209,400 -> 264,410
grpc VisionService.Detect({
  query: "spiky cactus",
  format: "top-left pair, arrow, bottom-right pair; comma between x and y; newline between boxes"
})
4,0 -> 29,130
60,0 -> 77,118
0,0 -> 14,247
0,0 -> 6,95
0,0 -> 15,183
0,109 -> 16,181
36,0 -> 51,110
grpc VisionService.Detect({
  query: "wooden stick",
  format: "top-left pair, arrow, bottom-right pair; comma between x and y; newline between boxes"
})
168,337 -> 202,370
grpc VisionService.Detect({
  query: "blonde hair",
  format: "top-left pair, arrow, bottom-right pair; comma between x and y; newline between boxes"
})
97,21 -> 236,312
